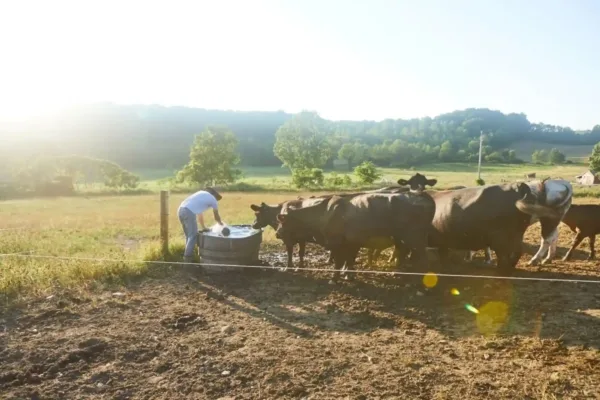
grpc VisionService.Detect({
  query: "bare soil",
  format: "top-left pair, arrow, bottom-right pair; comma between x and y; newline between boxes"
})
2,226 -> 600,400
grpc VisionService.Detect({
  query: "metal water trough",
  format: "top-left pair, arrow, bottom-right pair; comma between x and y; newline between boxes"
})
196,224 -> 263,272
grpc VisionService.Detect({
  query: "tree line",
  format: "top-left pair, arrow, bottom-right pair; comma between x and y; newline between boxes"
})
2,103 -> 600,171
174,113 -> 600,189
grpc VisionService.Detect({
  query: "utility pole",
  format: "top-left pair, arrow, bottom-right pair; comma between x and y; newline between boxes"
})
477,130 -> 484,181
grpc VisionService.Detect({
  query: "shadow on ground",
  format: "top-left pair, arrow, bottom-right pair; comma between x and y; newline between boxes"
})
155,242 -> 600,350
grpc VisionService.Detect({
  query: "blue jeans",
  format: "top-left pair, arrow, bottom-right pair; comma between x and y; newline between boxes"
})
178,206 -> 198,260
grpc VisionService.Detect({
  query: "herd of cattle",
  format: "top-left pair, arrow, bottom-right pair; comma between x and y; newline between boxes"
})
250,174 -> 600,282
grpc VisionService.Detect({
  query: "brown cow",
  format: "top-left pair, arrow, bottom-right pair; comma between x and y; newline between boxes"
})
426,179 -> 572,273
275,173 -> 437,282
560,204 -> 600,261
250,187 -> 408,271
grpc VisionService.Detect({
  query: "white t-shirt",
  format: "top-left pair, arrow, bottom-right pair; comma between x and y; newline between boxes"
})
179,190 -> 218,215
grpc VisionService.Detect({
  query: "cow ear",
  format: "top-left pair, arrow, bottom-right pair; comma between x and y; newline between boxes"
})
426,179 -> 437,187
277,214 -> 286,223
397,179 -> 409,186
516,182 -> 531,197
250,204 -> 261,211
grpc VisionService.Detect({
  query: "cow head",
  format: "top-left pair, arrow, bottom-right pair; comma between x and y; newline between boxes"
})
397,173 -> 437,193
250,202 -> 280,230
275,209 -> 311,241
516,182 -> 535,203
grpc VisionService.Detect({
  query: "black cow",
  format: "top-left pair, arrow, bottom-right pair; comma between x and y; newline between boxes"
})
367,184 -> 494,266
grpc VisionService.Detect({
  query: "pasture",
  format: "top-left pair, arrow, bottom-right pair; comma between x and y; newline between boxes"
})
1,189 -> 600,399
125,163 -> 600,197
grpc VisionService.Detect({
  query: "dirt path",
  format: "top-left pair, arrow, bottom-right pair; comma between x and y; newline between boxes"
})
2,230 -> 600,399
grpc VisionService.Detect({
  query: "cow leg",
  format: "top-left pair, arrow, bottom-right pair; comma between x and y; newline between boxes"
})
284,241 -> 295,271
367,248 -> 378,268
327,251 -> 334,264
497,245 -> 521,275
400,231 -> 429,271
496,251 -> 512,274
562,232 -> 585,261
464,251 -> 473,262
392,245 -> 410,267
330,247 -> 345,284
437,247 -> 450,267
529,220 -> 558,266
588,235 -> 596,260
297,240 -> 306,271
541,226 -> 560,265
492,231 -> 523,274
484,247 -> 494,265
388,247 -> 398,263
343,244 -> 361,281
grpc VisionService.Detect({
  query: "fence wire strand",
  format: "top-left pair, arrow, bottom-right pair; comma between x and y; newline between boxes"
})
1,252 -> 600,284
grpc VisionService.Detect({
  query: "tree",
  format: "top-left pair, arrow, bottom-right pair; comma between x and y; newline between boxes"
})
273,111 -> 332,171
548,148 -> 566,164
338,143 -> 357,171
176,126 -> 242,186
291,168 -> 325,188
438,140 -> 455,162
532,149 -> 549,164
589,142 -> 600,171
338,142 -> 369,170
354,161 -> 382,184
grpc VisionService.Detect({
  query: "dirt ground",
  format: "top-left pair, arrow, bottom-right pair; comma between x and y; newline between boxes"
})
2,225 -> 600,400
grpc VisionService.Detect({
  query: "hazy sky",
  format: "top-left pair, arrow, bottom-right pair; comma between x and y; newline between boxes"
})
1,0 -> 599,129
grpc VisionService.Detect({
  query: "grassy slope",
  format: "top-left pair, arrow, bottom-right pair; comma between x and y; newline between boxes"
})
128,163 -> 600,196
510,140 -> 593,162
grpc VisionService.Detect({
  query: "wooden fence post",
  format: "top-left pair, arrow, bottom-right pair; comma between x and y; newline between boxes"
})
160,190 -> 169,255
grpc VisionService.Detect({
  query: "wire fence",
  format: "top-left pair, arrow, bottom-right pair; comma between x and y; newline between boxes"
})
1,252 -> 600,284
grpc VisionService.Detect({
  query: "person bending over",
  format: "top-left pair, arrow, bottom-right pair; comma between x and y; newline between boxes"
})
177,187 -> 223,262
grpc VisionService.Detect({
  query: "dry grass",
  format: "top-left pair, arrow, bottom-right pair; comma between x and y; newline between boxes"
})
0,192 -> 324,301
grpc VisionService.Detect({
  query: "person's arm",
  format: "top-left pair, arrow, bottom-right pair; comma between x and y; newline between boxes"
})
198,213 -> 207,230
213,208 -> 223,225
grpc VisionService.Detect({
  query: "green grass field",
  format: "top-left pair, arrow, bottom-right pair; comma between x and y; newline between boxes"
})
129,163 -> 600,196
3,162 -> 600,303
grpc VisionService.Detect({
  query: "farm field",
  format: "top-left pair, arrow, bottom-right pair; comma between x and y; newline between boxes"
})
123,163 -> 600,197
1,191 -> 600,399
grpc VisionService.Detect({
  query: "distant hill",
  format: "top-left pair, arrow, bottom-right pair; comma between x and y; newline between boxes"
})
511,140 -> 592,163
1,103 -> 599,171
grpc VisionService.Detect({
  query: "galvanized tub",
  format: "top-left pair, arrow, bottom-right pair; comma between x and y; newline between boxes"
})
196,224 -> 263,272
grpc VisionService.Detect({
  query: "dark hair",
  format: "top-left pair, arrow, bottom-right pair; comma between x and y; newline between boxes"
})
205,187 -> 222,201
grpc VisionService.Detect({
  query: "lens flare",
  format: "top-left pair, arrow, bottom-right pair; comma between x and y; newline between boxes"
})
422,273 -> 438,288
465,304 -> 479,314
476,301 -> 509,336
451,288 -> 460,296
